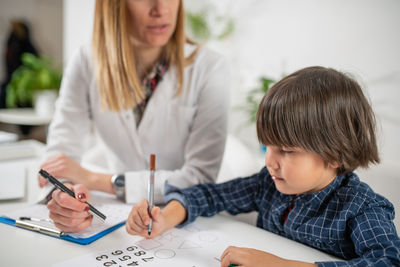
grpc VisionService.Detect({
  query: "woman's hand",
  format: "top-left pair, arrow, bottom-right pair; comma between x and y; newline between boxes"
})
38,153 -> 92,187
126,199 -> 165,238
47,183 -> 93,232
220,246 -> 317,267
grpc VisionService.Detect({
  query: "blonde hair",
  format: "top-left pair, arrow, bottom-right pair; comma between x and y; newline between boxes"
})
92,0 -> 198,111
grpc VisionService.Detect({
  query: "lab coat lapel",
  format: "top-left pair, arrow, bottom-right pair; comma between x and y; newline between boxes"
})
119,108 -> 146,163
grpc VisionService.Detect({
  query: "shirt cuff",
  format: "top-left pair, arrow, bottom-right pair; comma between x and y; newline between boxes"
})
163,182 -> 191,227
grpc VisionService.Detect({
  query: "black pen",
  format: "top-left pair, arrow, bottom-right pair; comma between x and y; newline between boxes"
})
39,169 -> 107,222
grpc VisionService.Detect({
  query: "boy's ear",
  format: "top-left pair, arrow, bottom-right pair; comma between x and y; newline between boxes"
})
328,162 -> 340,169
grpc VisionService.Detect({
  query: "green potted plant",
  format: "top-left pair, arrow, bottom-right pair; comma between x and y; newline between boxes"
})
242,76 -> 275,124
6,52 -> 62,114
240,76 -> 275,153
185,6 -> 234,42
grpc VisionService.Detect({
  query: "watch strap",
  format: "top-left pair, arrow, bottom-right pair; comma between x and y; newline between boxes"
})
111,174 -> 126,201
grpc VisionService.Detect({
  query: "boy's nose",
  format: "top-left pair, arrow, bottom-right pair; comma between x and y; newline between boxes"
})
265,148 -> 279,170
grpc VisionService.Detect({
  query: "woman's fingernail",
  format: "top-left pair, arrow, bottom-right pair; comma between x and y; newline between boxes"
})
78,193 -> 86,200
84,206 -> 90,211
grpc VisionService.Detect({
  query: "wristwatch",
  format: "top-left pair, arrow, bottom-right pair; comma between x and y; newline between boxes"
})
111,174 -> 125,201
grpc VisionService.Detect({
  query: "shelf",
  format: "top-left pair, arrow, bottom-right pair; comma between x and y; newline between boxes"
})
0,108 -> 53,126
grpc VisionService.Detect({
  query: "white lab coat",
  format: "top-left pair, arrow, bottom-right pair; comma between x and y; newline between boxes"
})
46,44 -> 230,204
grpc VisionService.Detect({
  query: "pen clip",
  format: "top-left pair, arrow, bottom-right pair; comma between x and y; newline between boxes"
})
15,219 -> 64,237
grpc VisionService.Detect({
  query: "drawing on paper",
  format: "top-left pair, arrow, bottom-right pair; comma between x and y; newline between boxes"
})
159,231 -> 181,242
53,222 -> 240,267
138,239 -> 162,250
178,240 -> 202,249
154,249 -> 176,259
198,233 -> 217,242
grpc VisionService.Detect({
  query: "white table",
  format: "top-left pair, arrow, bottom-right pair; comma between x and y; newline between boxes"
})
0,159 -> 339,267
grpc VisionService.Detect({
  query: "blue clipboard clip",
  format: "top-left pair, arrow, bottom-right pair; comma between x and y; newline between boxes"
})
0,216 -> 126,245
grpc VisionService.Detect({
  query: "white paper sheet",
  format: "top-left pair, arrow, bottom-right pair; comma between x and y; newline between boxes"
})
53,222 -> 241,267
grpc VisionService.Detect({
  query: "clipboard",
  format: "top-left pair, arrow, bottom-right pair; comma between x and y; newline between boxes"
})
0,191 -> 133,245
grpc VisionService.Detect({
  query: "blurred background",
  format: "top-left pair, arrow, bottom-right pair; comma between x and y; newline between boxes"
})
0,0 -> 62,141
0,0 -> 399,226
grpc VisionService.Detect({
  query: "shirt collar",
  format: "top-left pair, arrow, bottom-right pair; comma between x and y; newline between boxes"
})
142,58 -> 169,85
296,173 -> 351,205
275,172 -> 355,205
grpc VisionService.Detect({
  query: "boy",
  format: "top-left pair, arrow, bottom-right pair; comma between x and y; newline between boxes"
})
126,66 -> 400,266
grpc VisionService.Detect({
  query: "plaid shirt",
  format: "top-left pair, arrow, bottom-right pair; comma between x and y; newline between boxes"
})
165,167 -> 400,266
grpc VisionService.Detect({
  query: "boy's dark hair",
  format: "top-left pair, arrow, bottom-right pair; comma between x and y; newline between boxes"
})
256,66 -> 380,175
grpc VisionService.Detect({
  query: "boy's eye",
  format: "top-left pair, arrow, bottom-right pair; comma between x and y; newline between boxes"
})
280,149 -> 293,154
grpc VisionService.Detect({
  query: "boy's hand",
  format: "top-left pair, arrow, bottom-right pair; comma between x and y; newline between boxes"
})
126,199 -> 164,238
220,246 -> 317,267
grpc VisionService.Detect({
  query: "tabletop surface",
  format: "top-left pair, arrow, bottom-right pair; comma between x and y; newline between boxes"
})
0,158 -> 340,267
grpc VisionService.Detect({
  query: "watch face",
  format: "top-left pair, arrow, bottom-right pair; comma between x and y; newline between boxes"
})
114,175 -> 125,187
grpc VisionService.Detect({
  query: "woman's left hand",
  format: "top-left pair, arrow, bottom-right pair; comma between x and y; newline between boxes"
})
38,153 -> 92,187
220,246 -> 316,267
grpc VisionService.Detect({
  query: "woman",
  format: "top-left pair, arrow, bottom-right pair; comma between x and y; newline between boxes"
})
39,0 -> 230,232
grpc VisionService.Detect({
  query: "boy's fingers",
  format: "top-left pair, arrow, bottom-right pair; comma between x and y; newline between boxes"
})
220,246 -> 241,267
138,200 -> 151,225
126,220 -> 138,235
126,202 -> 163,238
130,206 -> 147,229
127,220 -> 145,235
151,206 -> 161,220
136,207 -> 149,227
220,246 -> 234,263
126,213 -> 148,236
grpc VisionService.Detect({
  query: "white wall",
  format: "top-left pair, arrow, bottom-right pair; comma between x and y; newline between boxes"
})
62,0 -> 94,66
195,0 -> 400,163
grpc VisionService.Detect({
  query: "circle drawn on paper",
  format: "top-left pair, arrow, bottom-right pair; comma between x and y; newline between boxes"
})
198,233 -> 217,242
154,249 -> 176,259
137,238 -> 162,250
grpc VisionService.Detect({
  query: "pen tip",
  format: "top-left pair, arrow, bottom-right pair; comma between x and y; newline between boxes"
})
148,231 -> 151,236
